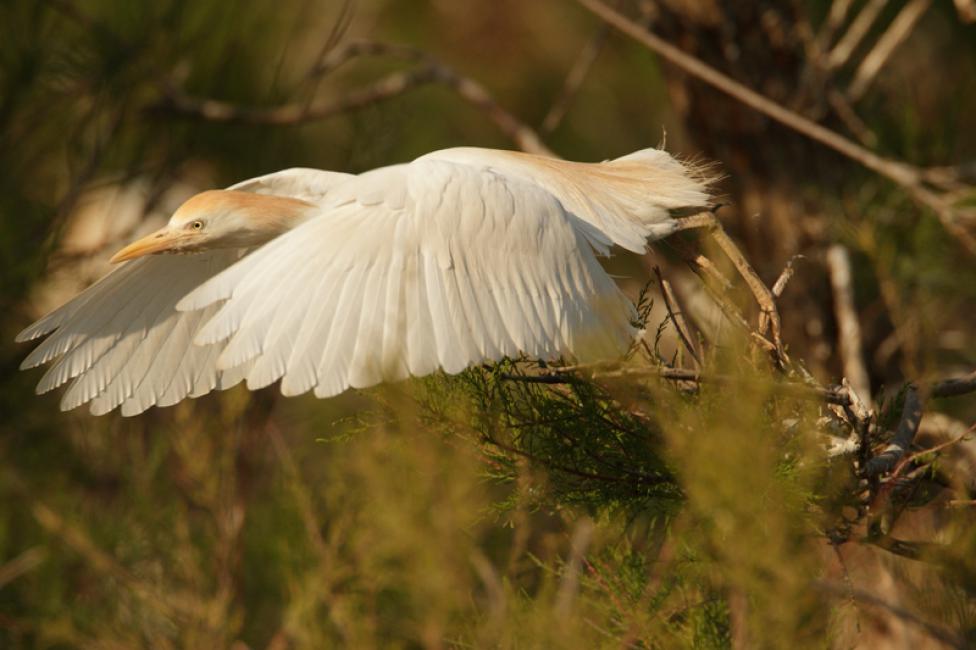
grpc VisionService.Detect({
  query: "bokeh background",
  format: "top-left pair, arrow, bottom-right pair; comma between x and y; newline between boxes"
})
2,1 -> 976,647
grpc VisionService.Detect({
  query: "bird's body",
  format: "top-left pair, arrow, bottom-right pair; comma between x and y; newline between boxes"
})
17,146 -> 713,415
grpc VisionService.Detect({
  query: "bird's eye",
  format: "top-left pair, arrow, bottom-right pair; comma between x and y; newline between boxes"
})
190,221 -> 204,230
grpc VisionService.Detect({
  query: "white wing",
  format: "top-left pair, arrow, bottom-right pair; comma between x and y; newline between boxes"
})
17,168 -> 354,415
17,252 -> 247,416
179,150 -> 709,400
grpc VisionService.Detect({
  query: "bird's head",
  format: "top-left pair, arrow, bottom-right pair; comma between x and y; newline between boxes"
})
110,190 -> 315,263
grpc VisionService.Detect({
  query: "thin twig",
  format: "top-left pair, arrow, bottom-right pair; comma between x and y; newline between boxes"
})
303,0 -> 357,80
0,546 -> 46,590
932,370 -> 976,398
576,0 -> 915,185
666,221 -> 756,345
432,66 -> 554,156
815,0 -> 856,51
865,385 -> 923,476
680,212 -> 789,365
771,254 -> 803,298
955,0 -> 976,23
653,266 -> 702,366
501,367 -> 852,405
682,256 -> 756,338
554,518 -> 595,617
759,254 -> 803,337
826,245 -> 872,406
311,39 -> 430,77
826,89 -> 878,147
848,0 -> 932,101
575,0 -> 976,253
900,423 -> 974,467
151,62 -> 553,156
150,67 -> 443,126
542,26 -> 609,133
826,0 -> 889,71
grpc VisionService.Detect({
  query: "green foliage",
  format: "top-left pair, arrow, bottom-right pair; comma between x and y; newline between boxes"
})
2,1 -> 976,648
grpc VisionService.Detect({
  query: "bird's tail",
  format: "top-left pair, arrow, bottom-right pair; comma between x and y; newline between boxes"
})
556,148 -> 718,252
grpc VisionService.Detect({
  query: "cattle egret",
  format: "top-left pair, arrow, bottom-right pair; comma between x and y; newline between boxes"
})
17,147 -> 713,416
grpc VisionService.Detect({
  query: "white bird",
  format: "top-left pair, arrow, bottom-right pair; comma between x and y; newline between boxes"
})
17,147 -> 713,416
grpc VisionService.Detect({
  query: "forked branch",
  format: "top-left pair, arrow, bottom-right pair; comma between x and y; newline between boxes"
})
575,0 -> 976,254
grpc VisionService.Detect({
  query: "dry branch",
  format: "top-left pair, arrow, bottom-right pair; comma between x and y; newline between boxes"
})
576,0 -> 976,253
673,212 -> 788,365
151,55 -> 553,156
151,67 -> 444,126
864,385 -> 923,476
847,0 -> 932,101
770,255 -> 802,298
932,370 -> 976,398
653,266 -> 702,366
542,25 -> 610,133
826,245 -> 872,406
955,0 -> 976,23
501,366 -> 854,405
826,0 -> 889,71
815,0 -> 855,51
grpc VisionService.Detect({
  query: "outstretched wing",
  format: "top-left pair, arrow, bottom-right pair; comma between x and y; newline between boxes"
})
17,251 -> 251,415
179,157 -> 646,400
17,168 -> 354,415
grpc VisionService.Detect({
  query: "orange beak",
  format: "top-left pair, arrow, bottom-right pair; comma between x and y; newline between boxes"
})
110,227 -> 188,264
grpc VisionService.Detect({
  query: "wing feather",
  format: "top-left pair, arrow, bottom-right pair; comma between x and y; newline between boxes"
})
18,251 -> 245,413
18,166 -> 356,415
278,269 -> 345,396
313,265 -> 368,397
404,250 -> 439,377
182,159 -> 644,399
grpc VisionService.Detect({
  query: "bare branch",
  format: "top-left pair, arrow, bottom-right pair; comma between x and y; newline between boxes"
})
757,254 -> 803,338
554,518 -> 595,617
826,89 -> 878,147
432,67 -> 555,156
815,0 -> 855,51
653,266 -> 702,366
542,26 -> 609,133
932,370 -> 976,399
826,245 -> 872,406
151,59 -> 554,156
575,0 -> 976,253
954,0 -> 976,23
826,0 -> 889,71
771,254 -> 803,298
0,546 -> 46,590
848,0 -> 932,101
674,212 -> 788,365
310,39 -> 430,78
502,366 -> 852,405
151,67 -> 439,125
865,385 -> 923,476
